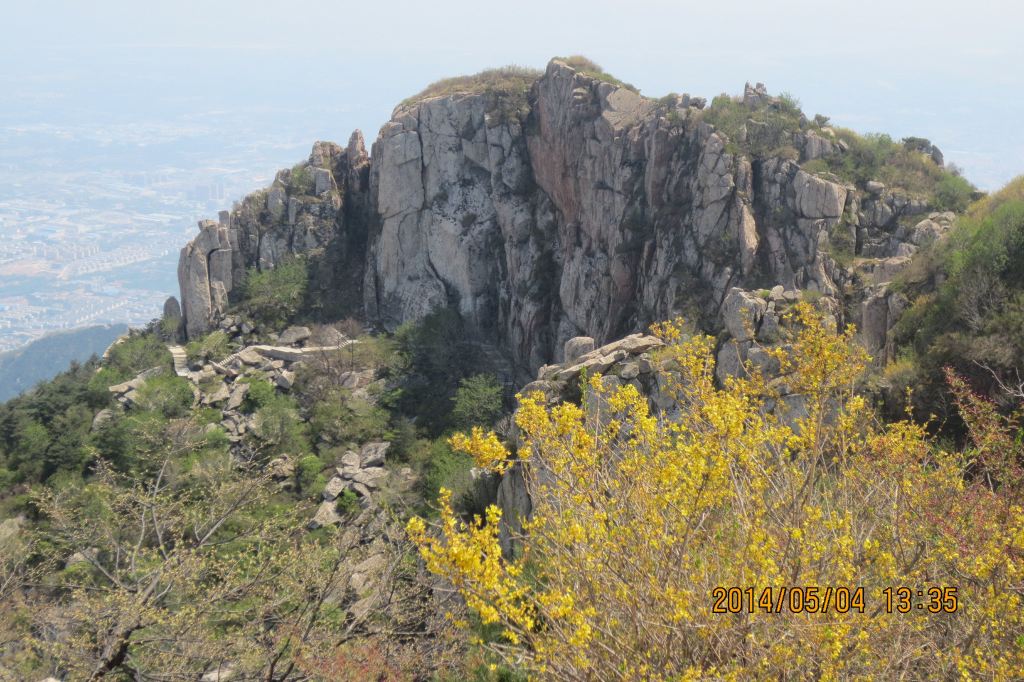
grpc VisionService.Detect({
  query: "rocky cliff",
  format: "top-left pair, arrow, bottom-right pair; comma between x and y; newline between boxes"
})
178,58 -> 954,378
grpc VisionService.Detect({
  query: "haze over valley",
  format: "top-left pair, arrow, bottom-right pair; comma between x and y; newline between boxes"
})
1,1 -> 1021,378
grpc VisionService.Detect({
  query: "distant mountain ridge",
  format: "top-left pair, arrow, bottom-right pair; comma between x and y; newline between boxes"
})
0,324 -> 128,403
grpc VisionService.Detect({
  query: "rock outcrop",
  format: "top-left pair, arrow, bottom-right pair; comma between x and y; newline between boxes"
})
178,134 -> 372,339
177,58 -> 952,380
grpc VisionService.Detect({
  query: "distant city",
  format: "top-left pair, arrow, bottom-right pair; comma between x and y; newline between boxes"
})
0,118 -> 338,354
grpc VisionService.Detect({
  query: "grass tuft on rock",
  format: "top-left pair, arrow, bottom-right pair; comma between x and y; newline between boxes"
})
400,65 -> 542,108
556,55 -> 639,93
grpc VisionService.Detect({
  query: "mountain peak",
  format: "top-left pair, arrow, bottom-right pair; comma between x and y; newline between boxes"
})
177,59 -> 970,381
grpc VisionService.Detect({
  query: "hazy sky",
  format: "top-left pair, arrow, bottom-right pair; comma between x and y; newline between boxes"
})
2,0 -> 1021,189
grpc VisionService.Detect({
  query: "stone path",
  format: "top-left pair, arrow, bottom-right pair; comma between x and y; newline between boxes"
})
166,340 -> 358,381
168,345 -> 190,377
218,340 -> 357,368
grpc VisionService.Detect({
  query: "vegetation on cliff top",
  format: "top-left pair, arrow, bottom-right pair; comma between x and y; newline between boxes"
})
697,88 -> 974,211
805,129 -> 975,211
400,65 -> 542,109
698,89 -> 807,156
399,56 -> 640,113
555,55 -> 639,92
403,57 -> 967,214
888,175 -> 1024,427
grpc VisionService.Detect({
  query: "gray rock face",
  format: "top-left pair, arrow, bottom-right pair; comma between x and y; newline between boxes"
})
178,135 -> 372,338
743,81 -> 770,107
794,130 -> 836,162
178,220 -> 234,339
176,58 -> 940,380
310,501 -> 342,529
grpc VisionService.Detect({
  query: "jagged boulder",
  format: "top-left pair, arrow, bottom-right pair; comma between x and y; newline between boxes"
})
359,441 -> 390,468
323,476 -> 347,501
743,81 -> 770,107
309,501 -> 342,529
722,288 -> 767,342
338,450 -> 360,477
91,408 -> 114,431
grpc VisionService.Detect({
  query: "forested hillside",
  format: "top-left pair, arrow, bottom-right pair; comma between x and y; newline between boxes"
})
0,325 -> 128,403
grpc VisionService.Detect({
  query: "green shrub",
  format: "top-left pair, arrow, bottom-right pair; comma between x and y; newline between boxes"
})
88,413 -> 136,473
194,407 -> 223,425
133,374 -> 194,418
386,416 -> 418,462
295,454 -> 325,496
657,92 -> 680,107
412,437 -> 475,508
309,391 -> 389,445
383,308 -> 482,435
0,491 -> 29,518
288,164 -> 314,195
933,173 -> 975,213
252,393 -> 310,457
890,185 -> 1024,430
80,369 -> 120,409
334,489 -> 359,516
241,377 -> 276,411
238,258 -> 309,331
0,467 -> 14,491
40,405 -> 95,480
451,374 -> 504,430
105,333 -> 172,381
158,315 -> 181,340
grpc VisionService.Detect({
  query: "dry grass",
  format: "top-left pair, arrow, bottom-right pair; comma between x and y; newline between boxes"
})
556,54 -> 639,92
400,65 -> 542,108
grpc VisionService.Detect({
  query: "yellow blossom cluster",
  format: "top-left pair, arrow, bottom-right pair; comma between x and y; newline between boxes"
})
408,304 -> 1024,680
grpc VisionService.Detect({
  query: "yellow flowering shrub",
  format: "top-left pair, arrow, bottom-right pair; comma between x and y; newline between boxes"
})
408,304 -> 1024,680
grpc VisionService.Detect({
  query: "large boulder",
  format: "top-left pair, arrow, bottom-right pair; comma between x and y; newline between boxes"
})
722,289 -> 767,342
163,296 -> 182,322
310,501 -> 342,529
563,337 -> 595,364
279,326 -> 312,346
177,220 -> 234,338
359,442 -> 391,468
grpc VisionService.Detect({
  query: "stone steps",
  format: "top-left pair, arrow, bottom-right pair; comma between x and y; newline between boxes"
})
167,345 -> 190,377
